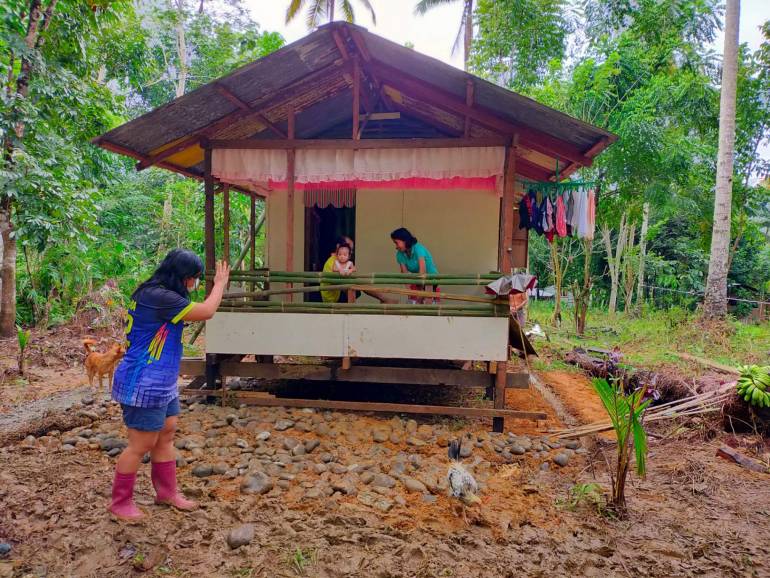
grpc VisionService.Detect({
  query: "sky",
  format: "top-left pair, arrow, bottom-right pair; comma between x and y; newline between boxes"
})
247,0 -> 770,71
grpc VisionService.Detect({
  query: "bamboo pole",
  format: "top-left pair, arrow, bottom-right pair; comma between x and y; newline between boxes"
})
219,300 -> 496,311
217,307 -> 497,317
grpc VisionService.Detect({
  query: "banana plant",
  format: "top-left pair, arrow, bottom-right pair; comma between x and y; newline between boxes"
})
17,325 -> 32,376
592,378 -> 651,516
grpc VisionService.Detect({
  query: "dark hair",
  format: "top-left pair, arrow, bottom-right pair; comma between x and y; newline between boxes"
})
336,243 -> 352,254
335,236 -> 350,248
133,249 -> 203,300
390,227 -> 418,249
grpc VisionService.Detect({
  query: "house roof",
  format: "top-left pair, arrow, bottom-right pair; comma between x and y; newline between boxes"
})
94,22 -> 616,185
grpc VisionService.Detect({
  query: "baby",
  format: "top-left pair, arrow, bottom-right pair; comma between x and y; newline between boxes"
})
333,244 -> 356,302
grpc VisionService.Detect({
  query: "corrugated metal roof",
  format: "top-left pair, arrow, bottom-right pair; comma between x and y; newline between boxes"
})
94,22 -> 616,182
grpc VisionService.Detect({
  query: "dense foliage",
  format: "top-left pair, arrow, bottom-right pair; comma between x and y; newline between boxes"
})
1,0 -> 768,328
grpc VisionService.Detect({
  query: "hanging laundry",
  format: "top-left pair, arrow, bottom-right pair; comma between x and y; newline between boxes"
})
555,195 -> 567,237
586,189 -> 596,240
570,189 -> 582,232
577,189 -> 591,239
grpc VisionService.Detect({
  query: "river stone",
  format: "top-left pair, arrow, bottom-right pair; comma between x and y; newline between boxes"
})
330,463 -> 347,475
389,432 -> 402,444
283,437 -> 299,451
389,461 -> 406,475
226,524 -> 255,549
406,437 -> 426,447
275,419 -> 295,431
61,444 -> 76,452
304,439 -> 320,453
313,463 -> 327,474
360,471 -> 374,484
235,438 -> 249,449
372,429 -> 389,443
107,448 -> 122,458
255,431 -> 271,442
500,450 -> 513,462
192,464 -> 213,478
371,473 -> 396,489
291,445 -> 306,456
357,491 -> 393,512
319,452 -> 334,463
510,445 -> 526,455
314,423 -> 331,437
0,543 -> 11,557
401,476 -> 428,494
565,440 -> 580,450
213,462 -> 228,475
81,395 -> 95,406
553,453 -> 570,467
405,419 -> 418,433
416,424 -> 433,441
241,472 -> 273,495
459,444 -> 473,458
540,462 -> 550,472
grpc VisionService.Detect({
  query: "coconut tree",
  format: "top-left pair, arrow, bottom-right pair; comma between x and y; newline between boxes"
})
286,0 -> 376,29
703,0 -> 741,318
414,0 -> 474,71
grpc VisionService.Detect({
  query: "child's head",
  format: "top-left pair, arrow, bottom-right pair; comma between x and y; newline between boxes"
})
336,244 -> 352,264
134,248 -> 203,298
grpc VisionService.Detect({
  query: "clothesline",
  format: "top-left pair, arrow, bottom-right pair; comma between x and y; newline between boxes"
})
518,186 -> 596,242
641,284 -> 770,306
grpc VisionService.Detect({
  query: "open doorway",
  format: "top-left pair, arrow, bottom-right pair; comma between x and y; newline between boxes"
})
304,203 -> 356,302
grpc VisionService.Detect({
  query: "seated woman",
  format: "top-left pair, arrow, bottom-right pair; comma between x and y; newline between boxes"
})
390,227 -> 439,304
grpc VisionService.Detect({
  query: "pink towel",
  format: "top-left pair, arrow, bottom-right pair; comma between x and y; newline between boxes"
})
586,190 -> 596,240
555,196 -> 567,237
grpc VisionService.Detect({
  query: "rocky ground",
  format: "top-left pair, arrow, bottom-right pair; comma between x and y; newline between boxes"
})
1,386 -> 770,578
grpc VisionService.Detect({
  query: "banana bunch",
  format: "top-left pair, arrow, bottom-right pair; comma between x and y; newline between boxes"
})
736,365 -> 770,408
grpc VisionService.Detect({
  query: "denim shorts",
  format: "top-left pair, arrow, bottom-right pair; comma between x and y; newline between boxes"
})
121,397 -> 181,432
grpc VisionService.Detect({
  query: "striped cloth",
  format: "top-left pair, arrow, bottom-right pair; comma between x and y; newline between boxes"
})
303,187 -> 356,208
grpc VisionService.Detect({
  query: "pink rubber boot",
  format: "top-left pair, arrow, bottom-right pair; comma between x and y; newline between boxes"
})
109,471 -> 145,521
151,461 -> 198,511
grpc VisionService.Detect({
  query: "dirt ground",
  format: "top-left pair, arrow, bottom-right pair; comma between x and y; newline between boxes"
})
1,332 -> 770,577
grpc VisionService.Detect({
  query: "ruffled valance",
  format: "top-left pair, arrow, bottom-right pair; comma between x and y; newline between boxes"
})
212,147 -> 505,193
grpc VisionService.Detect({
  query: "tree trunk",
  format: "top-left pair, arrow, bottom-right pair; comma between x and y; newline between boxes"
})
464,0 -> 473,71
550,239 -> 562,325
602,212 -> 628,315
636,202 -> 649,313
622,224 -> 636,314
0,199 -> 16,337
703,0 -> 740,319
174,0 -> 187,98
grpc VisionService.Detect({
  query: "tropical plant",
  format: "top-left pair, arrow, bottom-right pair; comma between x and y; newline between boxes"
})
285,0 -> 376,29
592,378 -> 651,516
414,0 -> 474,70
16,324 -> 31,375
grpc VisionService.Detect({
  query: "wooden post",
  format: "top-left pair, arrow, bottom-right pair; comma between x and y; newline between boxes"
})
222,184 -> 230,266
353,57 -> 361,140
498,136 -> 518,274
286,106 -> 296,301
204,146 -> 215,296
250,193 -> 256,291
493,361 -> 508,432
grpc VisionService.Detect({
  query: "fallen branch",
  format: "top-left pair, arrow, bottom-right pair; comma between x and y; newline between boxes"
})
716,445 -> 769,474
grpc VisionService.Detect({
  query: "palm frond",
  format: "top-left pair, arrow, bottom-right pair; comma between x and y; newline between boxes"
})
286,0 -> 306,24
341,0 -> 355,23
414,0 -> 458,16
305,0 -> 327,28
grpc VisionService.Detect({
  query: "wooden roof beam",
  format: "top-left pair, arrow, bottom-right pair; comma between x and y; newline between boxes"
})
208,137 -> 510,149
550,136 -> 610,180
134,60 -> 347,171
464,79 -> 474,137
213,83 -> 287,139
369,61 -> 593,167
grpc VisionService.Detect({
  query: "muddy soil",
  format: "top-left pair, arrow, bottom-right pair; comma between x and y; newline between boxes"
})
1,393 -> 769,578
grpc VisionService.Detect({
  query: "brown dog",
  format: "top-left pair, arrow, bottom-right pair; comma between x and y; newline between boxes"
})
83,339 -> 125,390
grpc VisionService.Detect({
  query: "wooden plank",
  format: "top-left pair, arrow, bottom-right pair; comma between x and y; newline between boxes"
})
369,61 -> 592,167
179,388 -> 547,420
249,194 -> 257,291
203,147 -> 215,295
353,58 -> 360,141
499,138 -> 518,273
493,361 -> 508,432
717,445 -> 769,473
209,137 -> 509,150
179,359 -> 528,388
222,184 -> 230,265
368,112 -> 400,120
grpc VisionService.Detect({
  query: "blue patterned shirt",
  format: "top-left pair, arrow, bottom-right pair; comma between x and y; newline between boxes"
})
112,286 -> 194,408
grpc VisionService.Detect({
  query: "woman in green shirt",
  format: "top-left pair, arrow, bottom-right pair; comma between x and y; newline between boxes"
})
390,227 -> 439,303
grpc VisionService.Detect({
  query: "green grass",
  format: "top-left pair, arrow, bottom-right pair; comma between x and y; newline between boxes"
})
526,300 -> 770,371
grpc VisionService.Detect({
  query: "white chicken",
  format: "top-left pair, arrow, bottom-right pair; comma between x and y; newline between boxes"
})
447,437 -> 481,514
